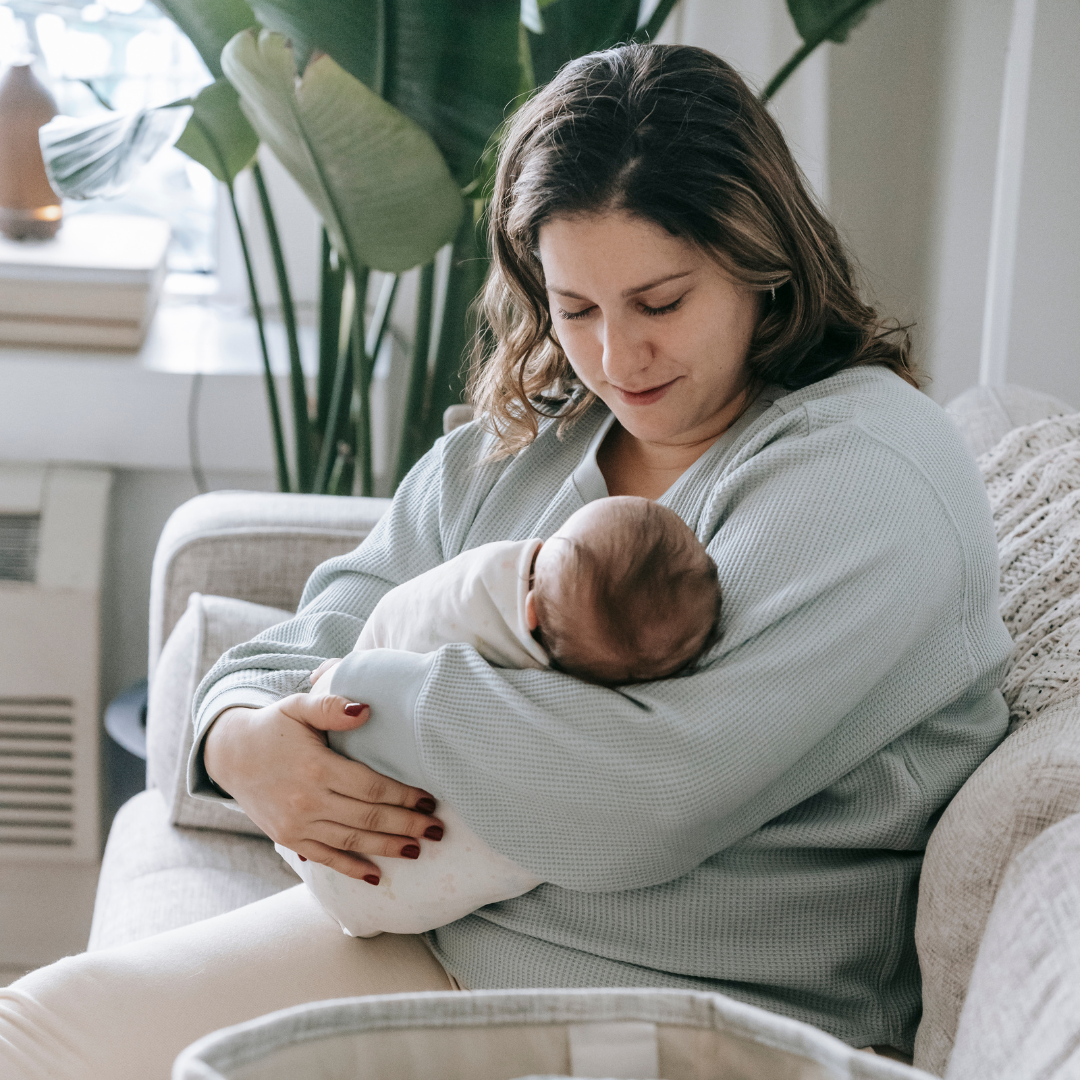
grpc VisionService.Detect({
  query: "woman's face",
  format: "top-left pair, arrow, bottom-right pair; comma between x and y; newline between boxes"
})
538,210 -> 760,448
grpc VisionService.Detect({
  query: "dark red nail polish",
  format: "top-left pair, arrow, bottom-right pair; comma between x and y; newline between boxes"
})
424,826 -> 444,841
363,874 -> 380,886
401,844 -> 421,859
343,702 -> 368,717
415,797 -> 436,814
298,855 -> 307,862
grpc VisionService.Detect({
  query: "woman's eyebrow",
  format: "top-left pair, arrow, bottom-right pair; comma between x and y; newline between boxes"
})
547,270 -> 694,301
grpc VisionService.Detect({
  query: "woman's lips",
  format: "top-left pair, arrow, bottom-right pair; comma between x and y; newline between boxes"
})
612,377 -> 679,406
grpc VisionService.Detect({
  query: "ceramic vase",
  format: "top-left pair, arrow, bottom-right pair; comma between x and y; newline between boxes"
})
0,63 -> 62,241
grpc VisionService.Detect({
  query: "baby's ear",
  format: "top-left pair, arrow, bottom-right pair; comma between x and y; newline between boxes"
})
525,590 -> 539,631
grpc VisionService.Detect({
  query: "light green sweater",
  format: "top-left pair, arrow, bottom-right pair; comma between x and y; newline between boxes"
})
191,367 -> 1011,1052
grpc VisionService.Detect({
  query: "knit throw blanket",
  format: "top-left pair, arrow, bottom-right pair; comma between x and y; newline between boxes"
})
980,413 -> 1080,730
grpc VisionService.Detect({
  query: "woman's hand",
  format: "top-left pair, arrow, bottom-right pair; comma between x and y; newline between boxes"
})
203,692 -> 443,884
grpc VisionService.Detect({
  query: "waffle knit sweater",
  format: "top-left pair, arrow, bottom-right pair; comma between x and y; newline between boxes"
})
190,367 -> 1012,1052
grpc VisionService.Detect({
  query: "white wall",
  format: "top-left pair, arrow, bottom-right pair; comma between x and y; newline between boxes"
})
827,0 -> 948,365
99,467 -> 275,712
660,0 -> 830,201
1005,0 -> 1080,402
674,0 -> 1079,408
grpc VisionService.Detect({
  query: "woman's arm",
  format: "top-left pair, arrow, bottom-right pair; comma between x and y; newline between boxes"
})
191,439 -> 452,746
188,440 -> 460,879
327,426 -> 1006,891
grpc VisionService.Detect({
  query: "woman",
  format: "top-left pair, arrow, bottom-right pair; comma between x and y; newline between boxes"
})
1,43 -> 1010,1077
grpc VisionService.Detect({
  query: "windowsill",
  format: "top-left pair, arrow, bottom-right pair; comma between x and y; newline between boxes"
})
0,297 -> 308,473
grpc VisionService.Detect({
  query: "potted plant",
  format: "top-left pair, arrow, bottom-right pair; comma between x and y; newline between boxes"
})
37,0 -> 883,495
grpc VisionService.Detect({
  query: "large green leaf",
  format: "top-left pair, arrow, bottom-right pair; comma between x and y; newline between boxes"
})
39,105 -> 191,199
154,0 -> 259,79
786,0 -> 885,45
221,29 -> 464,273
246,0 -> 522,188
763,0 -> 885,100
526,0 -> 640,88
174,78 -> 259,182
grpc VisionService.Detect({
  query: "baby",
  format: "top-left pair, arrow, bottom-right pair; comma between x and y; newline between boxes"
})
278,496 -> 721,937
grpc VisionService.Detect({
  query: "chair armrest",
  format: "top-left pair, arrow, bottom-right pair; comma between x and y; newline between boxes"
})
945,383 -> 1075,458
148,491 -> 391,681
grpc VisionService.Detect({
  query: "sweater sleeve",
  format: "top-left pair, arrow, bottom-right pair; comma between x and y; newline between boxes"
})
327,422 -> 982,892
187,437 -> 452,799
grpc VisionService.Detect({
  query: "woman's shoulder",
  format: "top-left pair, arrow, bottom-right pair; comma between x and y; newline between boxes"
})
419,407 -> 610,549
736,367 -> 980,497
689,366 -> 993,558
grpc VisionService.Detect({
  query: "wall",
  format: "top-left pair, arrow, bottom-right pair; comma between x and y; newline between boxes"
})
829,0 -> 1079,406
1005,0 -> 1080,402
100,467 -> 276,713
827,0 -> 948,369
660,0 -> 830,200
675,0 -> 1079,407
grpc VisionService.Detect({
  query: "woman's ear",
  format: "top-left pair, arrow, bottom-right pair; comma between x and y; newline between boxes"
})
525,590 -> 539,631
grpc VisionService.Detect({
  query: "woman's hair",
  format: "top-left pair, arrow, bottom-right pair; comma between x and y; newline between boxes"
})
467,42 -> 918,456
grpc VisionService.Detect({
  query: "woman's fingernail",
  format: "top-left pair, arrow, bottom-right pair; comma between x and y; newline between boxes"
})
424,825 -> 444,841
415,797 -> 437,814
363,874 -> 380,886
343,702 -> 368,717
401,844 -> 421,859
298,855 -> 307,862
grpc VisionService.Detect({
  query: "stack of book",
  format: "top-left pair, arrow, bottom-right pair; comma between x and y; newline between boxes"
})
0,213 -> 170,350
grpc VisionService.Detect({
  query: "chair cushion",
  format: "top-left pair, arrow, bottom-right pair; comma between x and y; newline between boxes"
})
944,384 -> 1073,458
979,414 -> 1080,729
913,699 -> 1080,1074
88,789 -> 299,950
914,411 -> 1080,1074
146,592 -> 292,836
945,812 -> 1080,1080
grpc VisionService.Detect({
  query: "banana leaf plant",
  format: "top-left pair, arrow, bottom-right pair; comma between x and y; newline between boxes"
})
38,0 -> 882,495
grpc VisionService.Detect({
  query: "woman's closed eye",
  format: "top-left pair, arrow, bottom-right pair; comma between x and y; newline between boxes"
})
640,295 -> 684,317
557,294 -> 686,321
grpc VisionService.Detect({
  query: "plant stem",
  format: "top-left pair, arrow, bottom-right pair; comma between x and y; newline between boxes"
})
419,209 -> 488,455
350,268 -> 373,495
631,0 -> 681,43
373,0 -> 387,98
394,261 -> 436,487
79,78 -> 114,110
365,273 -> 400,362
252,161 -> 312,491
761,0 -> 877,102
316,230 -> 345,438
314,306 -> 354,493
225,179 -> 291,493
185,110 -> 290,493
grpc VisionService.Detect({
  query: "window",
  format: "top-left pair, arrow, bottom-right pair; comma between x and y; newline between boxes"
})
1,0 -> 216,272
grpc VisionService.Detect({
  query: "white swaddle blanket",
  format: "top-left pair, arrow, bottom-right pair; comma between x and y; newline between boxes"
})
277,538 -> 547,937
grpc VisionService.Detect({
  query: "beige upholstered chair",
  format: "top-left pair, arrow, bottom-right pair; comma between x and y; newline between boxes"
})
89,386 -> 1080,1079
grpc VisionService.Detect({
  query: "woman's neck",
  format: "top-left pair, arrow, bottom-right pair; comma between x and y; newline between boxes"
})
596,423 -> 719,499
597,389 -> 754,499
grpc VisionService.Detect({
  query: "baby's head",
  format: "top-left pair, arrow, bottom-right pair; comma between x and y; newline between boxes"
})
526,497 -> 721,685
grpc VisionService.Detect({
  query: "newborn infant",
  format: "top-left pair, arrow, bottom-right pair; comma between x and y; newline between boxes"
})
278,496 -> 721,937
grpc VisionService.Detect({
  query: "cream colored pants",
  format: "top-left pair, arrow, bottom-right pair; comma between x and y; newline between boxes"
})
0,885 -> 454,1080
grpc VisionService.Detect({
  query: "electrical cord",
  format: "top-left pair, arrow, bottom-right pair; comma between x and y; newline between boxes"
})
188,371 -> 209,495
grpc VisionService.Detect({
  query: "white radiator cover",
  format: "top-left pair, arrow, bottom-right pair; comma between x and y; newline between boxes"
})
0,464 -> 111,863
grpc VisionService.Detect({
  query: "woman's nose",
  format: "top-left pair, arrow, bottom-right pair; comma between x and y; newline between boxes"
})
600,316 -> 651,386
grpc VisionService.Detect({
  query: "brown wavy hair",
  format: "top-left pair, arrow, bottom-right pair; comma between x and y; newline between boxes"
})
467,42 -> 918,456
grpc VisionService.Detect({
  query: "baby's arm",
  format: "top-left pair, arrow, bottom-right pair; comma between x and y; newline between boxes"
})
279,662 -> 542,937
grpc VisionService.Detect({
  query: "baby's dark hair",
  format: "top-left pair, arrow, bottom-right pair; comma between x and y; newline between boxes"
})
533,499 -> 721,685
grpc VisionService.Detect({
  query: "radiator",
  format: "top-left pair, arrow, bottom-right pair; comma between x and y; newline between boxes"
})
0,464 -> 111,862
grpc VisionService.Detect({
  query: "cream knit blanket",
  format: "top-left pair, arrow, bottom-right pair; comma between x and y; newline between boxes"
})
980,413 -> 1080,730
